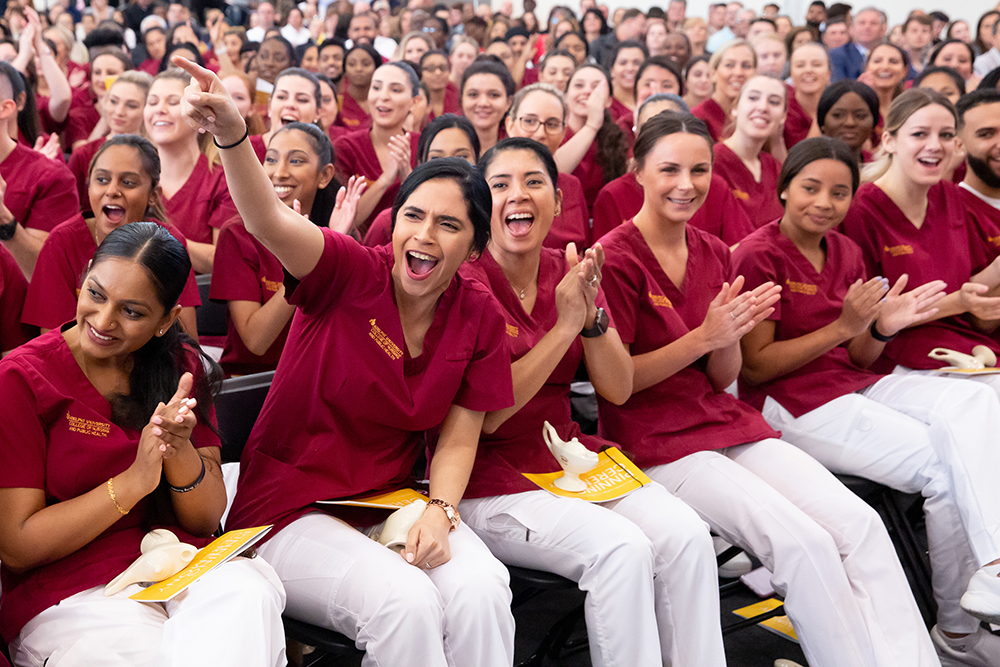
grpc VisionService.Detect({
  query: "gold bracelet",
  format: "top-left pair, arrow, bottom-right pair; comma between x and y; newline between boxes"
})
107,477 -> 128,516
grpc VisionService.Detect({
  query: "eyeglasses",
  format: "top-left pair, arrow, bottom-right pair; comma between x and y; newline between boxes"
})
422,25 -> 439,33
517,115 -> 564,134
423,64 -> 449,72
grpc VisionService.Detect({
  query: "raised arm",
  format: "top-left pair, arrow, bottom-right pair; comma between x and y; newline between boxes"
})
555,79 -> 608,174
176,57 -> 325,279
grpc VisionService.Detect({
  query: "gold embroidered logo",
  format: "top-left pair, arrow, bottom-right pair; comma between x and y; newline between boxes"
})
506,323 -> 519,337
732,190 -> 749,201
67,414 -> 110,437
649,291 -> 673,308
261,276 -> 281,293
988,236 -> 1000,248
785,279 -> 817,295
883,244 -> 914,256
369,319 -> 403,360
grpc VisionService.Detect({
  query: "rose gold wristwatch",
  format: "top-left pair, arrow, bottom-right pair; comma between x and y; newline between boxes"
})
427,498 -> 460,531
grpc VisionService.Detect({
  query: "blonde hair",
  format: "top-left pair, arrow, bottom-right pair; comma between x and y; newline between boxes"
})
109,70 -> 153,98
861,87 -> 958,182
150,69 -> 219,165
220,70 -> 267,136
394,31 -> 434,61
708,39 -> 758,72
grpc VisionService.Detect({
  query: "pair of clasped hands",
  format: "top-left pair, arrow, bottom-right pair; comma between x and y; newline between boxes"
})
130,372 -> 200,498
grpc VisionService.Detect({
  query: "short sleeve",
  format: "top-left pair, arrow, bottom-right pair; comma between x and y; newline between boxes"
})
451,293 -> 514,412
22,232 -> 80,329
717,190 -> 756,245
599,245 -> 641,345
211,222 -> 265,303
0,360 -> 46,489
24,163 -> 80,233
286,227 -> 384,315
0,248 -> 29,351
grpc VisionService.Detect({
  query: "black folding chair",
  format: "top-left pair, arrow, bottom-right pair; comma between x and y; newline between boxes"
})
195,273 -> 229,338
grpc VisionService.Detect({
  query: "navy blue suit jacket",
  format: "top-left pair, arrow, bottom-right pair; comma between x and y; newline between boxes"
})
830,42 -> 866,82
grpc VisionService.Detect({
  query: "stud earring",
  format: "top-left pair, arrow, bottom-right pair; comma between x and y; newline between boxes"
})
158,329 -> 164,336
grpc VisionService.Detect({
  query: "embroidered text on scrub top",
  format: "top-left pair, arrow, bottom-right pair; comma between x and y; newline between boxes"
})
883,244 -> 914,256
649,292 -> 673,308
261,276 -> 282,292
506,323 -> 519,337
66,414 -> 111,437
785,279 -> 818,295
369,318 -> 403,360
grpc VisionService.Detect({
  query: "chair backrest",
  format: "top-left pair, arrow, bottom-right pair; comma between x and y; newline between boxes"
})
195,273 -> 229,337
215,370 -> 276,463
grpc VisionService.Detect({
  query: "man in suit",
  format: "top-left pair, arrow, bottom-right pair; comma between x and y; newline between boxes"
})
829,7 -> 886,81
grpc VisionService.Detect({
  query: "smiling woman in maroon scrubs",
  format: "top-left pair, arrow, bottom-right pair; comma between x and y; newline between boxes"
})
176,56 -> 516,667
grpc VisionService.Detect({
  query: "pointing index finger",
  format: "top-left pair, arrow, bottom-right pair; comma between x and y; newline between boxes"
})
171,55 -> 216,91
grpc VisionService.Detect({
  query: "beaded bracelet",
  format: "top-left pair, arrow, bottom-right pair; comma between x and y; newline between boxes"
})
107,477 -> 128,515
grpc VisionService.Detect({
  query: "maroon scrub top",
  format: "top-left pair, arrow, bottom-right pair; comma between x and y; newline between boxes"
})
961,185 -> 1000,274
160,153 -> 238,246
0,330 -> 218,642
210,216 -> 291,376
226,229 -> 514,535
458,247 -> 617,497
561,125 -> 606,213
732,221 -> 881,416
712,142 -> 785,229
691,97 -> 730,142
335,89 -> 373,130
597,220 -> 779,467
842,181 -> 1000,372
0,143 -> 79,232
782,85 -> 813,150
0,243 -> 29,351
67,136 -> 106,214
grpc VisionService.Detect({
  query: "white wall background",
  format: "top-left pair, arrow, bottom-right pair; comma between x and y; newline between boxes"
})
512,0 -> 999,36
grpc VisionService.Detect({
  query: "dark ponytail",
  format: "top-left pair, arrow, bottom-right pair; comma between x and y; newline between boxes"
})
90,222 -> 222,431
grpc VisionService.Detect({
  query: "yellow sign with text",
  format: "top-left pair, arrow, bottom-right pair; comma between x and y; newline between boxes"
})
129,526 -> 272,602
523,448 -> 651,502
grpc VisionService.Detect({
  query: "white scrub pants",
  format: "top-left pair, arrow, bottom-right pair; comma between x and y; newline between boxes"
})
646,438 -> 939,667
10,557 -> 286,667
460,482 -> 725,667
257,511 -> 515,667
762,373 -> 1000,635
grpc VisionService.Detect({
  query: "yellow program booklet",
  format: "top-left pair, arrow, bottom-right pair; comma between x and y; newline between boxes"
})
316,488 -> 428,509
732,598 -> 799,643
523,448 -> 651,502
130,525 -> 272,602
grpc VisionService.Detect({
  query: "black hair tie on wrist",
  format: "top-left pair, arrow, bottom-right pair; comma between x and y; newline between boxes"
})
169,456 -> 207,493
213,123 -> 250,150
869,320 -> 896,343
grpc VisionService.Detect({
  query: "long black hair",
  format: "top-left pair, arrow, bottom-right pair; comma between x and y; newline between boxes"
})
269,121 -> 341,225
390,158 -> 492,253
90,222 -> 222,431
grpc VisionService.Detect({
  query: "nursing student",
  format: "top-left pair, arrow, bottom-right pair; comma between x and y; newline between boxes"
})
212,122 -> 354,376
145,70 -> 237,274
817,80 -> 880,166
460,137 -> 726,667
24,135 -> 201,338
68,71 -> 152,212
335,61 -> 422,238
362,114 -> 480,248
177,56 -> 517,666
607,40 -> 647,128
735,136 -> 1000,667
248,68 -> 322,163
335,44 -> 380,131
713,75 -> 788,229
783,43 -> 830,150
842,88 -> 1000,388
503,84 -> 590,249
460,58 -> 515,156
0,222 -> 286,667
0,62 -> 79,280
598,110 -> 940,667
560,65 -> 628,212
591,94 -> 754,245
691,39 -> 757,142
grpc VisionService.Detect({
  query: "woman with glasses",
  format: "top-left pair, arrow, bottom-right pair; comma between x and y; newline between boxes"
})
504,84 -> 591,249
420,50 -> 460,122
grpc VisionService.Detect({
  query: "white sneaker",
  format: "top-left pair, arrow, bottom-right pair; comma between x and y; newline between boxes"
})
962,565 -> 1000,625
931,624 -> 1000,667
774,661 -> 805,667
714,536 -> 753,579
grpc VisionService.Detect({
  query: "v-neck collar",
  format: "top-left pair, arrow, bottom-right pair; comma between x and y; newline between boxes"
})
629,220 -> 692,296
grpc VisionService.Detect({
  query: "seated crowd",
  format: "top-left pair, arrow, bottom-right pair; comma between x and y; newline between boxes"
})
3,0 -> 1000,665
